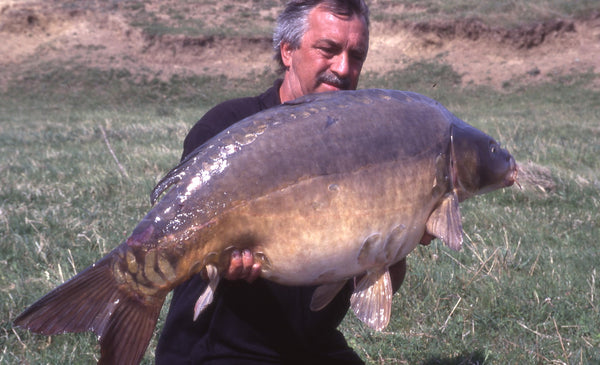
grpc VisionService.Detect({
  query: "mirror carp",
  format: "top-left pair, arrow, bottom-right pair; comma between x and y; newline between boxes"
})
14,89 -> 518,364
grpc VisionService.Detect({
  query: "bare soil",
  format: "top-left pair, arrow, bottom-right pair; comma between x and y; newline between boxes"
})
1,0 -> 599,90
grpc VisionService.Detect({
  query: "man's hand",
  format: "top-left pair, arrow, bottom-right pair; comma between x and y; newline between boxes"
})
224,249 -> 262,283
223,232 -> 435,285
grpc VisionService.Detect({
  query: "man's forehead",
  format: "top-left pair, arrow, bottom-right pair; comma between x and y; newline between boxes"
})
306,6 -> 369,44
312,2 -> 368,22
309,4 -> 368,28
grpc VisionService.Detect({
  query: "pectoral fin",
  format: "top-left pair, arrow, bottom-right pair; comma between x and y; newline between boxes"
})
350,269 -> 393,331
193,264 -> 220,320
310,281 -> 347,311
426,191 -> 463,251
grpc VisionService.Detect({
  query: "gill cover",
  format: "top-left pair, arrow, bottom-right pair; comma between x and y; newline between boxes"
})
425,121 -> 516,251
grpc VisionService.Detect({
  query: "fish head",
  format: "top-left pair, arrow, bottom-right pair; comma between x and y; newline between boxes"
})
450,122 -> 518,201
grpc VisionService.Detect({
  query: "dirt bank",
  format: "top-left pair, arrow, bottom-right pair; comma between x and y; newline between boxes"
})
1,0 -> 598,89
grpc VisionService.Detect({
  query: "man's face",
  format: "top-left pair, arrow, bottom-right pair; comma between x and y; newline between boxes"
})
279,5 -> 369,102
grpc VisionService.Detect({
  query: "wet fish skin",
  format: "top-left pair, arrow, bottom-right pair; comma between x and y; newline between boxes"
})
13,89 -> 517,364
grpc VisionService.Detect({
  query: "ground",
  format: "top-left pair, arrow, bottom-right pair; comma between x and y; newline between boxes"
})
1,0 -> 599,90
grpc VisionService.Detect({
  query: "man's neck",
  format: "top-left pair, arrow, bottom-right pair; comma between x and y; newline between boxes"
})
278,74 -> 298,104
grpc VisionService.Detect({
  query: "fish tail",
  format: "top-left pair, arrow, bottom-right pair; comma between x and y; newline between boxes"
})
13,256 -> 165,365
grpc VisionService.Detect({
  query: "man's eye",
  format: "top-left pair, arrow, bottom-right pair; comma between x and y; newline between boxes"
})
351,51 -> 366,62
319,47 -> 336,57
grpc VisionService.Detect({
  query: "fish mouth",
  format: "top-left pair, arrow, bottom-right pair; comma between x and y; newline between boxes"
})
505,157 -> 520,189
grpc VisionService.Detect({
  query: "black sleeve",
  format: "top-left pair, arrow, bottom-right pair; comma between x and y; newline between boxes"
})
181,98 -> 265,160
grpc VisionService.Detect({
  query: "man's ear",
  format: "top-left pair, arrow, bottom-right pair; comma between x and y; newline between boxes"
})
280,42 -> 294,69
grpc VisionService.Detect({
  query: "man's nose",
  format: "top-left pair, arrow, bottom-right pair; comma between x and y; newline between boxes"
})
331,52 -> 350,77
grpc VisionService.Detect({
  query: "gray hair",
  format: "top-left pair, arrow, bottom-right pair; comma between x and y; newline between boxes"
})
273,0 -> 370,71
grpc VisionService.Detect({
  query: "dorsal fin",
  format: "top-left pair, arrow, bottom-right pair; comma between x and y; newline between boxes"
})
150,141 -> 217,205
150,146 -> 203,205
150,168 -> 184,205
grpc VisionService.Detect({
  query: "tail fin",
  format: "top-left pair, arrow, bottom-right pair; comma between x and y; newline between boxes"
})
13,256 -> 165,365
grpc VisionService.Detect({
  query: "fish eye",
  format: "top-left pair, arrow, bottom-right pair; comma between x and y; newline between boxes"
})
489,142 -> 499,156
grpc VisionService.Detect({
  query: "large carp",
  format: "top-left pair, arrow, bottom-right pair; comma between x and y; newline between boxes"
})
14,89 -> 517,364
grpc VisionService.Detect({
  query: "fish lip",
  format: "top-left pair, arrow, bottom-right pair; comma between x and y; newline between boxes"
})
505,158 -> 520,188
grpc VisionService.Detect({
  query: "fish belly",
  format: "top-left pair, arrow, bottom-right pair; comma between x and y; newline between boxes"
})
209,158 -> 440,285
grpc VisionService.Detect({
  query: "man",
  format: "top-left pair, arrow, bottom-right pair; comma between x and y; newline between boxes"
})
156,1 -> 412,363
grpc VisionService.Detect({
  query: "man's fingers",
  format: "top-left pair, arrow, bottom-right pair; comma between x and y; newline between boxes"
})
224,248 -> 262,282
241,249 -> 253,277
247,263 -> 262,283
225,249 -> 243,280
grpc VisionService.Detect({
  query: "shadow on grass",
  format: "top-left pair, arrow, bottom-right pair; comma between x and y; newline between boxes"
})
421,350 -> 487,365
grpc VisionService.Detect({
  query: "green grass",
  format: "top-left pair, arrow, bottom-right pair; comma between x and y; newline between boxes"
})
0,102 -> 186,364
2,64 -> 599,364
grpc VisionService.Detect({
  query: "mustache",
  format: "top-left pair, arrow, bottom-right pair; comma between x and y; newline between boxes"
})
318,72 -> 351,90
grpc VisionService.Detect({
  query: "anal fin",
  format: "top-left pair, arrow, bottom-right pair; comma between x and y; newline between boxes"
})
193,264 -> 220,320
350,269 -> 393,331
